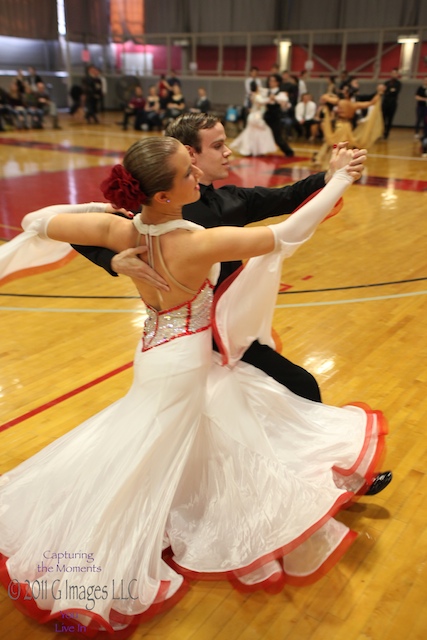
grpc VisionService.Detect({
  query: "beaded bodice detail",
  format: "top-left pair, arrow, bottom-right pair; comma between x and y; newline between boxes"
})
131,216 -> 219,352
142,280 -> 214,351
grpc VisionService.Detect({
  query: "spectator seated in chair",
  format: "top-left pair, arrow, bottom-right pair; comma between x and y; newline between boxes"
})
7,80 -> 30,130
33,81 -> 61,129
190,87 -> 212,114
295,93 -> 319,141
164,84 -> 186,125
144,85 -> 163,131
121,86 -> 147,131
25,85 -> 45,129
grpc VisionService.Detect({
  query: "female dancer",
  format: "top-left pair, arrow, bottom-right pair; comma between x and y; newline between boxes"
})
230,86 -> 277,156
0,138 -> 388,637
313,84 -> 384,169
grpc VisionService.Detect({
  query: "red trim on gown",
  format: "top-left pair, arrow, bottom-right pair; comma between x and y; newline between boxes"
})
0,251 -> 77,287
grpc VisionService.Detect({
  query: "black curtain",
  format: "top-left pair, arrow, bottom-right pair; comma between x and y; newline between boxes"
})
144,0 -> 187,34
0,0 -> 58,39
144,0 -> 425,36
1,0 -> 425,45
64,0 -> 110,44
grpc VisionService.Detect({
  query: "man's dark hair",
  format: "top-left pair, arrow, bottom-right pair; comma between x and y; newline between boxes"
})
165,112 -> 219,153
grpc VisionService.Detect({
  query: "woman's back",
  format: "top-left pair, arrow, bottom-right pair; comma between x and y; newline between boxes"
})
130,217 -> 218,312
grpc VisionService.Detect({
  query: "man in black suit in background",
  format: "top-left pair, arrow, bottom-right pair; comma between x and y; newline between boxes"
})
382,68 -> 401,140
263,75 -> 294,157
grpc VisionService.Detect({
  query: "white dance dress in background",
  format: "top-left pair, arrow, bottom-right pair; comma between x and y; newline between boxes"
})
0,212 -> 387,637
230,93 -> 277,156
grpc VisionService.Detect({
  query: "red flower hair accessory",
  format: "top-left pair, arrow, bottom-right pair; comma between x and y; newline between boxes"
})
100,164 -> 147,210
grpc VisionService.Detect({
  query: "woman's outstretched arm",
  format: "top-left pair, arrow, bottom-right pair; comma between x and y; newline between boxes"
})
42,208 -> 135,253
194,148 -> 361,266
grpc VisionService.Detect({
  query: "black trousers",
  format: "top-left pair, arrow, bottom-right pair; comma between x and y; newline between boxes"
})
415,103 -> 426,134
382,101 -> 397,139
264,109 -> 294,156
85,96 -> 100,123
213,339 -> 322,403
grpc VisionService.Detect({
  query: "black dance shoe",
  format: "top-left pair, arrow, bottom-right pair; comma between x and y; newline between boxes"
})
364,471 -> 393,496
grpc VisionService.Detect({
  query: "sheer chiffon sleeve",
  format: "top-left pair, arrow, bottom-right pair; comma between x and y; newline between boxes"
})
0,203 -> 108,286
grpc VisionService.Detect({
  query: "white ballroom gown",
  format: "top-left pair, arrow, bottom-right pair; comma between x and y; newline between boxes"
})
230,94 -> 278,156
0,215 -> 387,638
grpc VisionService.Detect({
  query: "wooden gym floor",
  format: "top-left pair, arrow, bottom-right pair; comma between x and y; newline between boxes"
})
0,111 -> 426,640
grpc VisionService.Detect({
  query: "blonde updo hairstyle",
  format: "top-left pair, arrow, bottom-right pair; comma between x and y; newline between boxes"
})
123,136 -> 182,205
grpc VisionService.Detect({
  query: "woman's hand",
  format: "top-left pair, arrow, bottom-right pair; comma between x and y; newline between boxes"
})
325,145 -> 367,183
105,204 -> 135,218
346,148 -> 367,180
329,146 -> 367,181
330,146 -> 353,172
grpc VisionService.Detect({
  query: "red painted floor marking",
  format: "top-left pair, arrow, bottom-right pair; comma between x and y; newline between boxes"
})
2,152 -> 427,241
0,137 -> 123,158
279,275 -> 313,291
0,361 -> 133,433
0,166 -> 116,240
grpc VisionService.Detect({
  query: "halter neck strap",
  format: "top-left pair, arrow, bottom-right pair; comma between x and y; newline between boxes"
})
132,216 -> 204,236
132,215 -> 203,296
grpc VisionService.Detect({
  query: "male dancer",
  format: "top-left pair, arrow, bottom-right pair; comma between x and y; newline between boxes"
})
263,75 -> 294,157
382,68 -> 401,140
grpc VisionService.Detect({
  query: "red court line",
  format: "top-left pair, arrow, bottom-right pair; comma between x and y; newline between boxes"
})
0,137 -> 123,157
0,166 -> 115,239
0,332 -> 284,434
0,361 -> 133,434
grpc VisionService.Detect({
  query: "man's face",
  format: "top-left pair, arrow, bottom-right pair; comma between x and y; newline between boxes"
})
189,122 -> 232,185
167,144 -> 202,206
